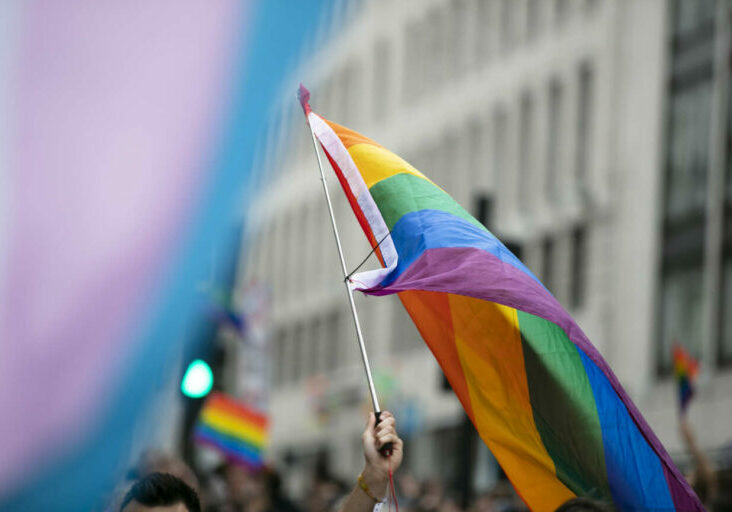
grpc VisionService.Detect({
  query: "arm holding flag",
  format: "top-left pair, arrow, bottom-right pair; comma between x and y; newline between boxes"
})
339,411 -> 403,512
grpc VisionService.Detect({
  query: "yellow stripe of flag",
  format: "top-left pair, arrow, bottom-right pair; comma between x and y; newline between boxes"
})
347,143 -> 438,190
200,408 -> 268,447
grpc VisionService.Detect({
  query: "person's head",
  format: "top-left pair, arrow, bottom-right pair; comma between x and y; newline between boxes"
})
120,472 -> 201,512
554,497 -> 612,512
134,450 -> 200,494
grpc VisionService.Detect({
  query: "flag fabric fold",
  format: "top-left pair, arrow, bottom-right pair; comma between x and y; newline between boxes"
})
299,86 -> 701,511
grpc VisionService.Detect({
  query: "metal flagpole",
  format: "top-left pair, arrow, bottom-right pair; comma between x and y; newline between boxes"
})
305,121 -> 383,417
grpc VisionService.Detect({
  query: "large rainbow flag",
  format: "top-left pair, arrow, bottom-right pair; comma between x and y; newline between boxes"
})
299,87 -> 702,511
194,392 -> 268,470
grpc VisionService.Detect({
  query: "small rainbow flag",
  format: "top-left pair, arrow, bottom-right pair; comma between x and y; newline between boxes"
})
193,392 -> 268,469
673,344 -> 699,413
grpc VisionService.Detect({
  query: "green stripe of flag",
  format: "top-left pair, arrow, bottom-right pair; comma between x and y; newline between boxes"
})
369,173 -> 486,231
517,310 -> 611,500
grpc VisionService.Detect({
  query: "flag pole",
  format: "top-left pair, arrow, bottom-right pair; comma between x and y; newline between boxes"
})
305,121 -> 383,417
299,86 -> 391,454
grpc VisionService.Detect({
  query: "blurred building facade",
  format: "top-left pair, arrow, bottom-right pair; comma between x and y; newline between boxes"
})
234,0 -> 732,500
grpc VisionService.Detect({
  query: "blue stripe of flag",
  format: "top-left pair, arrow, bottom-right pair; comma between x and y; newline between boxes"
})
577,349 -> 674,509
384,209 -> 543,288
194,424 -> 263,467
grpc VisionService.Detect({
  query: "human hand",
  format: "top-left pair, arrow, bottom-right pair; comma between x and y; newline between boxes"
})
360,411 -> 403,497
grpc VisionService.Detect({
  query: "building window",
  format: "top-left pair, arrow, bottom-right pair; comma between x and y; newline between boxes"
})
517,93 -> 535,214
541,236 -> 555,294
493,107 -> 508,209
328,70 -> 342,118
272,327 -> 287,386
584,0 -> 600,15
667,82 -> 712,222
576,62 -> 594,204
307,316 -> 322,378
526,0 -> 541,41
444,1 -> 459,79
546,79 -> 563,204
505,240 -> 524,263
499,0 -> 515,54
570,225 -> 588,310
452,0 -> 469,76
425,7 -> 442,90
342,62 -> 361,124
291,322 -> 304,382
326,309 -> 341,370
287,210 -> 301,300
554,0 -> 568,27
372,38 -> 391,121
658,0 -> 716,373
659,267 -> 705,372
474,194 -> 494,230
280,326 -> 295,384
402,21 -> 417,103
719,259 -> 732,365
272,216 -> 285,303
673,0 -> 716,41
476,0 -> 493,66
433,425 -> 465,491
467,117 -> 487,189
720,52 -> 732,365
441,134 -> 458,197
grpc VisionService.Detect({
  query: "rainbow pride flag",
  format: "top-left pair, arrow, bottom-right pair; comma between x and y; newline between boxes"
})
673,344 -> 699,413
194,392 -> 268,469
299,87 -> 701,511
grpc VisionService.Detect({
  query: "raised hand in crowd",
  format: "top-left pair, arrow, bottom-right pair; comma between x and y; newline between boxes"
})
339,411 -> 403,512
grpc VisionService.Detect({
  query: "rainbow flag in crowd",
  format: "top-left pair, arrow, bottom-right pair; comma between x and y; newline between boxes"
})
673,344 -> 699,413
194,392 -> 268,469
299,87 -> 702,511
0,2 -> 328,510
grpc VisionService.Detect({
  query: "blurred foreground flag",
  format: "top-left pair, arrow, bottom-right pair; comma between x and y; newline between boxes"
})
0,1 -> 328,509
299,86 -> 702,512
673,344 -> 699,414
194,392 -> 268,470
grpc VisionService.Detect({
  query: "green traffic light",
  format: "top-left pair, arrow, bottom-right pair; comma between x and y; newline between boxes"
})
181,359 -> 213,398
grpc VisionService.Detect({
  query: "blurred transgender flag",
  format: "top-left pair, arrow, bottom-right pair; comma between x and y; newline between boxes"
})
0,1 -> 328,509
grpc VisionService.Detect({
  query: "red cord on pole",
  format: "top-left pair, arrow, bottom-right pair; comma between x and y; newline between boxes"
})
388,458 -> 399,512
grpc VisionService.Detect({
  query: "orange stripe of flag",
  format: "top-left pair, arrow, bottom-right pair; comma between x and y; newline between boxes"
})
206,393 -> 268,430
324,118 -> 382,149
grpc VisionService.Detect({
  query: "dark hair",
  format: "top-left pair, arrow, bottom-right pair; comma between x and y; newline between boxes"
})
120,472 -> 201,512
554,497 -> 613,512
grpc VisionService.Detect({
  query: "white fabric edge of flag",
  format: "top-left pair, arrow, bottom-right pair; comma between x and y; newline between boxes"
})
307,112 -> 397,290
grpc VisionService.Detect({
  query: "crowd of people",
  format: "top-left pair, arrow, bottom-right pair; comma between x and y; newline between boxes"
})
113,466 -> 535,512
107,411 -> 731,512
